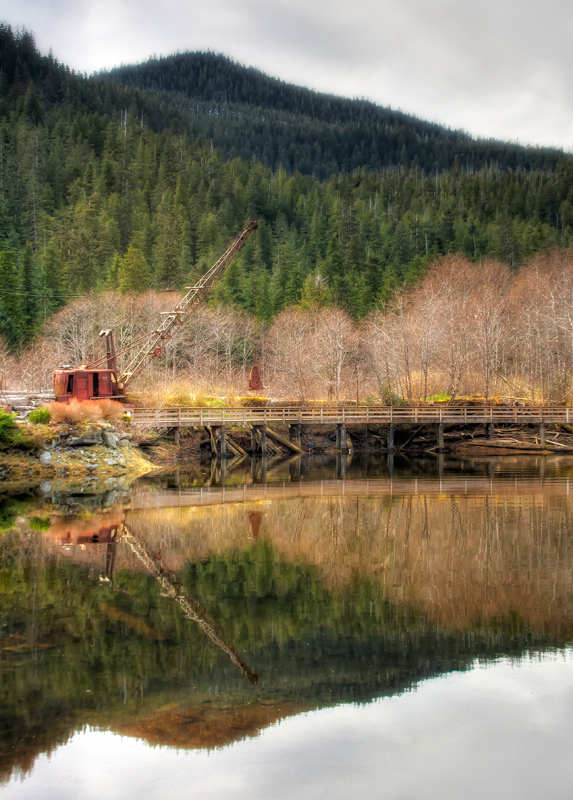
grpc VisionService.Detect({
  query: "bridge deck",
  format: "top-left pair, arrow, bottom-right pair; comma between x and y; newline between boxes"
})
130,406 -> 573,427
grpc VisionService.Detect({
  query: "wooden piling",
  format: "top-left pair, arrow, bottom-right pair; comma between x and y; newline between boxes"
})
438,423 -> 444,453
336,423 -> 348,454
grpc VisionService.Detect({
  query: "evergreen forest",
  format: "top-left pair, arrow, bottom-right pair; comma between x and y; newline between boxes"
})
1,23 -> 573,354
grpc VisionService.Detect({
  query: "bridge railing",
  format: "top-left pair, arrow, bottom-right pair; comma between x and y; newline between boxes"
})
130,406 -> 573,427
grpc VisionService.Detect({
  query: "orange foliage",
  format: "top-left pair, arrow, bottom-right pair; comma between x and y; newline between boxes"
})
45,398 -> 124,424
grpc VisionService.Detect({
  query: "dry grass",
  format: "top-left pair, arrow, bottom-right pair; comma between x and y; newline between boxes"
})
45,398 -> 125,424
131,380 -> 267,408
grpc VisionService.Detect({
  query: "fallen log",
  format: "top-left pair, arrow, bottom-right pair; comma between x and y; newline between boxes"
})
453,438 -> 573,453
227,436 -> 249,457
266,426 -> 304,454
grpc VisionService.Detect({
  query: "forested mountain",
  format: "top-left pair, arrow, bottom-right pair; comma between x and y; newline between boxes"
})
104,52 -> 568,177
1,22 -> 573,353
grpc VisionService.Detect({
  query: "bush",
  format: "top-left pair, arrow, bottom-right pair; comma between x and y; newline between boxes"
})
0,411 -> 18,444
29,516 -> 51,532
29,407 -> 51,424
45,399 -> 125,424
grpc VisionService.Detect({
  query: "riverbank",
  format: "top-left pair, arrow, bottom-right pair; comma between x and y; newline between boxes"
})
0,419 -> 154,483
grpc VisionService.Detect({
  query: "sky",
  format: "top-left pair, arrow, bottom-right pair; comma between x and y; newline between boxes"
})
1,0 -> 572,151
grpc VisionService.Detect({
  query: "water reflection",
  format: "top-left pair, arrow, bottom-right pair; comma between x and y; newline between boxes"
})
1,455 -> 573,792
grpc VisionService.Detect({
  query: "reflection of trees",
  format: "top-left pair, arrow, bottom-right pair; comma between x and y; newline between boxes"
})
2,488 -> 573,783
127,492 -> 573,637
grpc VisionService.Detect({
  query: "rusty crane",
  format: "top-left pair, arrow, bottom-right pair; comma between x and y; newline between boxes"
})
53,221 -> 259,402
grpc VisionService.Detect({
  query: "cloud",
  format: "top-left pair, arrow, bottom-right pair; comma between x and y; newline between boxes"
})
1,0 -> 572,148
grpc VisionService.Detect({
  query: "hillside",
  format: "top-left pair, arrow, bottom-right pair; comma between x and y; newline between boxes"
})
1,23 -> 573,355
104,52 -> 568,178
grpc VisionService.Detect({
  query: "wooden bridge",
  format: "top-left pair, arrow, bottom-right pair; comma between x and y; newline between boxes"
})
131,405 -> 573,427
130,405 -> 573,455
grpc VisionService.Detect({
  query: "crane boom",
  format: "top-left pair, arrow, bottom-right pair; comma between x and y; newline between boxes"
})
119,220 -> 258,389
54,221 -> 258,401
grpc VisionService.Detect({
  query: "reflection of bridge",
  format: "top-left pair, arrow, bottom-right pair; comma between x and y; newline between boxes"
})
129,476 -> 573,511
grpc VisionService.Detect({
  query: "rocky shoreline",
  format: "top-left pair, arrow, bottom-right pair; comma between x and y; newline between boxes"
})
0,420 -> 154,484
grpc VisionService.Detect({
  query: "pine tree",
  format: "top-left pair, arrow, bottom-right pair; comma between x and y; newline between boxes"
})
118,245 -> 151,293
0,249 -> 23,350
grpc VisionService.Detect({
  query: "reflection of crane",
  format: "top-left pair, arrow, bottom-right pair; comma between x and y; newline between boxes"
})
109,523 -> 258,684
54,221 -> 258,402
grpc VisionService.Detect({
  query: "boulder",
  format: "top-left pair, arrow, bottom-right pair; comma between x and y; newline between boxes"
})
39,451 -> 52,465
68,426 -> 103,447
103,431 -> 119,449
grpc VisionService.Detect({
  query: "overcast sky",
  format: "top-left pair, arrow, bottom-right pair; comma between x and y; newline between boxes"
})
1,0 -> 572,151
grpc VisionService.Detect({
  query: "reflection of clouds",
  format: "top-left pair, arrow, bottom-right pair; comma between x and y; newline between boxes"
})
3,0 -> 573,147
7,652 -> 573,799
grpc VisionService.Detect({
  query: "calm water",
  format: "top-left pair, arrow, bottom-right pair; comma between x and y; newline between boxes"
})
1,455 -> 573,799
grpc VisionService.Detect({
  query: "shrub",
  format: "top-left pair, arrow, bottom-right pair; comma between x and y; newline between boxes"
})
29,516 -> 51,532
95,399 -> 125,421
29,407 -> 51,424
0,411 -> 18,444
45,399 -> 125,424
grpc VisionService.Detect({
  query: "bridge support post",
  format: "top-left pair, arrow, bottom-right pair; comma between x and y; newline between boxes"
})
388,452 -> 394,478
173,427 -> 180,448
437,423 -> 444,453
336,423 -> 348,454
253,425 -> 267,455
488,423 -> 495,440
388,424 -> 395,454
219,426 -> 227,459
289,424 -> 302,449
260,426 -> 267,456
539,423 -> 546,446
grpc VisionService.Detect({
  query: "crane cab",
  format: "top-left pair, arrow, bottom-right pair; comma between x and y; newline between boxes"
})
53,368 -> 124,402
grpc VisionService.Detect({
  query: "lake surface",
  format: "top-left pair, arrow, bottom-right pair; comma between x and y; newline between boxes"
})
1,454 -> 573,799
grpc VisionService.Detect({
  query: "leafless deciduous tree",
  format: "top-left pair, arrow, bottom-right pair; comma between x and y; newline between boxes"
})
5,250 -> 573,404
